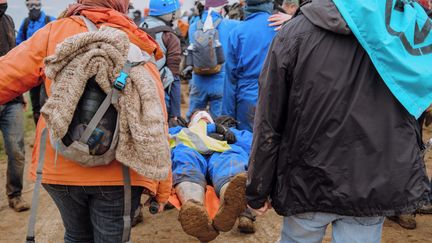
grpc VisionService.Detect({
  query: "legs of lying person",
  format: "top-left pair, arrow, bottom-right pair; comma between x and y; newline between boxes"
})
280,212 -> 385,243
172,144 -> 219,242
43,184 -> 143,243
208,145 -> 248,232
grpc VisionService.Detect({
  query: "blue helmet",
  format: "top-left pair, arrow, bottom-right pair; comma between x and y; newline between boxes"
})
149,0 -> 181,16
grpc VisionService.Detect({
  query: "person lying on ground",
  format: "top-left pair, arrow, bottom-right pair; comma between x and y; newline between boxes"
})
169,111 -> 253,241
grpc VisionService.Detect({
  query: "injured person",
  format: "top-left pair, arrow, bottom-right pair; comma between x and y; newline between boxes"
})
169,111 -> 254,242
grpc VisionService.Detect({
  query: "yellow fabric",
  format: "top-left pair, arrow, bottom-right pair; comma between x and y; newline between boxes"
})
170,121 -> 231,153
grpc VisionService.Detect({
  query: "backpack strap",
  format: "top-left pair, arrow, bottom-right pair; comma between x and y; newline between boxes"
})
80,16 -> 98,32
213,18 -> 223,29
25,128 -> 48,243
121,165 -> 132,243
197,17 -> 222,30
23,17 -> 30,40
197,19 -> 204,30
45,15 -> 50,25
143,26 -> 176,39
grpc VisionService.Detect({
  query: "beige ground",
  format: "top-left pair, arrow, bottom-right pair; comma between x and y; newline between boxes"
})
0,97 -> 431,242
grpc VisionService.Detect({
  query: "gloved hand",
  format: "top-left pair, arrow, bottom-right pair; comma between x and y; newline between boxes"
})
215,124 -> 237,144
181,66 -> 193,80
209,133 -> 225,141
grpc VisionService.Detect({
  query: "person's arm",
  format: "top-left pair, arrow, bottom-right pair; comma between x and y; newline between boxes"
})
155,170 -> 173,205
246,32 -> 296,210
15,19 -> 27,45
0,23 -> 51,105
163,32 -> 182,76
221,31 -> 239,117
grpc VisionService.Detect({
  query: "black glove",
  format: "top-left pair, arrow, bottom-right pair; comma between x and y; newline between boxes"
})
209,133 -> 225,141
181,66 -> 193,80
215,124 -> 237,144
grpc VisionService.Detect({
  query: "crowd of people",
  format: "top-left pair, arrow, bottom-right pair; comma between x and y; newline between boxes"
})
0,0 -> 431,242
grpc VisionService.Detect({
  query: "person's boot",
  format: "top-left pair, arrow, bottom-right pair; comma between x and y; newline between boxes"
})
176,182 -> 219,242
417,204 -> 432,214
8,196 -> 30,212
213,173 -> 247,232
132,204 -> 143,227
388,214 -> 417,230
237,208 -> 256,234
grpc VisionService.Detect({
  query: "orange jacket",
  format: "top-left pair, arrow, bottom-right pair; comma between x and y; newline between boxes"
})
0,10 -> 172,203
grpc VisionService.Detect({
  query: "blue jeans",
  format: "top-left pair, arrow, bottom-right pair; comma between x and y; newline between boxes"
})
281,212 -> 384,243
165,77 -> 181,118
0,103 -> 25,198
43,184 -> 143,243
172,144 -> 248,195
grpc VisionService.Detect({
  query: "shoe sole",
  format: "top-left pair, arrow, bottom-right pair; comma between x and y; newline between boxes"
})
237,216 -> 256,234
213,173 -> 247,232
179,200 -> 219,242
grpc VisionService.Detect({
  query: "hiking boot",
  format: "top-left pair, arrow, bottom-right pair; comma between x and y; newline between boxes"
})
417,204 -> 432,214
213,173 -> 247,232
8,196 -> 30,212
132,204 -> 143,227
178,200 -> 219,242
237,208 -> 256,234
388,215 -> 417,230
238,215 -> 255,234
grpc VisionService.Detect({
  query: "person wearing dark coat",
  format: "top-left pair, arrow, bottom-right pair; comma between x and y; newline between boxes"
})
246,0 -> 430,242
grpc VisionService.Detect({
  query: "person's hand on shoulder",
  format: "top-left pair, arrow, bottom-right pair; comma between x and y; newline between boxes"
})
268,12 -> 292,31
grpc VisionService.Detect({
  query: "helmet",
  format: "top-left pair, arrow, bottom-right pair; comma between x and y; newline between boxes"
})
149,0 -> 181,16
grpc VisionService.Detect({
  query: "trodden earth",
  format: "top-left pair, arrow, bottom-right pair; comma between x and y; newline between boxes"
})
0,101 -> 431,243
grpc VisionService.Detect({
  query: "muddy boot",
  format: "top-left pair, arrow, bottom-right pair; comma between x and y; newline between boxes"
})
179,200 -> 219,242
132,204 -> 143,227
237,209 -> 256,234
213,173 -> 247,232
417,204 -> 432,214
8,196 -> 30,212
388,214 -> 417,230
176,182 -> 219,242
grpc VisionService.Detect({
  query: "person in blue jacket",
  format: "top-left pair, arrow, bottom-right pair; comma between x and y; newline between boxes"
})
169,111 -> 254,241
16,0 -> 55,125
222,0 -> 293,131
186,0 -> 239,119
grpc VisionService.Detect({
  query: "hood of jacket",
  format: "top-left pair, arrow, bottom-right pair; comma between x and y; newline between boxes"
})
301,0 -> 351,35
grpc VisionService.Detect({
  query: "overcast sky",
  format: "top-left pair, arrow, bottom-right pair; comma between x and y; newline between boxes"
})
7,0 -> 182,29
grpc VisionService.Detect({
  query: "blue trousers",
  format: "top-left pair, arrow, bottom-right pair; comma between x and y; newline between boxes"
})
235,80 -> 258,132
187,81 -> 223,119
43,184 -> 143,243
172,144 -> 248,195
0,103 -> 25,198
165,77 -> 181,118
281,212 -> 385,243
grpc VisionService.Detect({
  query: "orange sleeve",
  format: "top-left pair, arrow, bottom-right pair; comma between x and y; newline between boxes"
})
145,62 -> 173,203
155,170 -> 173,203
0,23 -> 52,105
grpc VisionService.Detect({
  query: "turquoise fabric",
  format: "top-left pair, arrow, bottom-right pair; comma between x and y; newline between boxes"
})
332,0 -> 432,118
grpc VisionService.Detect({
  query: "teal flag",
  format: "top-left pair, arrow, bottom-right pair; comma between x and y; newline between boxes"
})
332,0 -> 432,118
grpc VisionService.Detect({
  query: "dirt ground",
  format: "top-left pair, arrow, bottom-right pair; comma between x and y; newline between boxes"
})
0,97 -> 431,242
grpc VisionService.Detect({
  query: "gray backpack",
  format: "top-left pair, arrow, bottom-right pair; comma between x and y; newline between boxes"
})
186,19 -> 225,75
